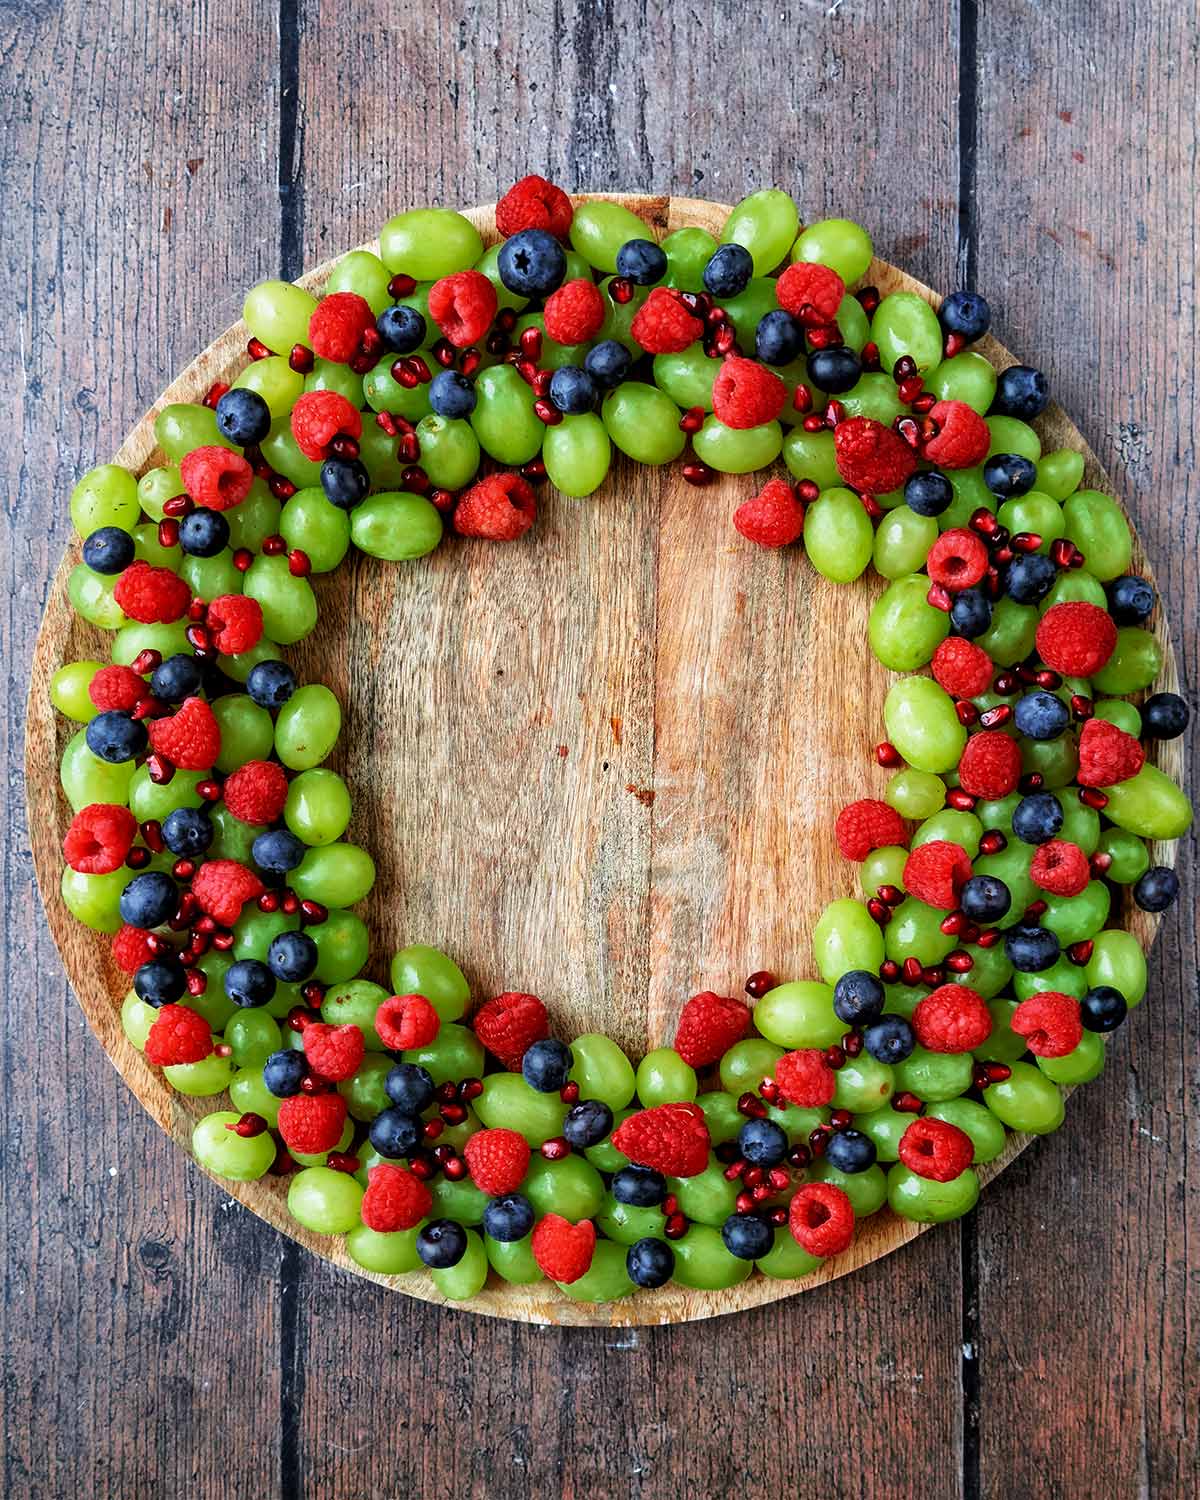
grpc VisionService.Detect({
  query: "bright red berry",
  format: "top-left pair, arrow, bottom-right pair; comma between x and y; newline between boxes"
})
308,291 -> 376,363
113,561 -> 192,624
147,696 -> 222,770
361,1163 -> 432,1232
428,270 -> 498,348
1030,838 -> 1091,896
897,1116 -> 974,1181
1035,602 -> 1118,678
774,1048 -> 837,1108
922,400 -> 990,469
180,446 -> 254,511
931,636 -> 994,698
206,594 -> 264,655
926,528 -> 989,591
733,477 -> 804,547
775,262 -> 845,323
112,923 -> 160,974
833,416 -> 917,495
543,278 -> 605,345
88,664 -> 146,713
290,389 -> 363,462
222,760 -> 289,825
673,991 -> 752,1068
912,984 -> 993,1053
1010,992 -> 1083,1058
611,1101 -> 711,1177
495,175 -> 574,240
190,859 -> 264,927
903,840 -> 973,910
62,803 -> 138,874
277,1091 -> 348,1155
453,472 -> 536,541
630,287 -> 705,354
463,1128 -> 531,1196
788,1181 -> 855,1256
834,798 -> 908,862
531,1213 -> 596,1283
472,992 -> 550,1070
144,1003 -> 214,1066
957,730 -> 1022,799
712,356 -> 788,429
375,993 -> 441,1052
1076,715 -> 1145,786
302,1022 -> 366,1082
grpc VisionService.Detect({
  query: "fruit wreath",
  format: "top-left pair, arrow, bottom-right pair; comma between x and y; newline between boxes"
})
44,178 -> 1192,1309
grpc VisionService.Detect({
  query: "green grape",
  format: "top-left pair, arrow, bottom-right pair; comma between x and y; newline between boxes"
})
873,508 -> 938,580
475,1073 -> 566,1146
415,415 -> 481,492
155,403 -> 233,461
653,344 -> 717,411
1062,491 -> 1131,580
602,383 -> 686,465
389,943 -> 470,1022
67,564 -> 130,629
662,225 -> 718,291
359,421 -> 410,490
596,276 -> 648,355
832,1054 -> 894,1114
267,980 -> 305,1022
1086,929 -> 1146,1006
486,1234 -> 544,1284
853,1104 -> 910,1162
132,523 -> 181,572
287,1166 -> 364,1234
1097,828 -> 1150,884
278,487 -> 351,572
261,417 -> 323,489
720,277 -> 779,348
886,769 -> 945,820
984,1060 -> 1064,1134
1039,569 -> 1107,614
232,355 -> 304,417
885,898 -> 957,967
810,1160 -> 888,1218
838,372 -> 906,427
883,983 -> 928,1019
696,1089 -> 745,1146
470,364 -> 543,464
597,1196 -> 666,1245
861,845 -> 908,900
672,1224 -> 753,1290
347,1222 -> 423,1275
513,313 -> 589,373
127,766 -> 205,822
754,980 -> 842,1048
243,280 -> 318,352
1091,626 -> 1162,694
941,466 -> 994,530
305,358 -> 364,407
668,1157 -> 738,1226
758,1228 -> 824,1280
976,596 -> 1038,667
1041,881 -> 1110,945
51,661 -> 102,722
997,492 -> 1064,555
212,694 -> 274,774
60,729 -> 135,813
1021,733 -> 1078,790
243,555 -> 317,644
719,1039 -> 785,1095
543,413 -> 612,498
986,415 -> 1041,462
225,1010 -> 282,1069
430,1227 -> 489,1300
428,1176 -> 489,1226
976,999 -> 1026,1062
1102,765 -> 1192,839
558,1239 -> 635,1304
292,843 -> 375,906
813,900 -> 886,984
925,351 -> 997,414
474,242 -> 529,313
926,1098 -> 1008,1164
137,465 -> 184,521
720,189 -> 798,275
888,1165 -> 979,1222
567,1033 -> 636,1111
634,1048 -> 697,1105
951,944 -> 1012,1000
70,464 -> 140,536
834,293 -> 870,353
1038,1030 -> 1105,1085
284,767 -> 352,845
524,1156 -> 606,1220
693,416 -> 782,474
768,1102 -> 829,1140
791,217 -> 873,285
275,685 -> 342,771
363,357 -> 435,420
570,200 -> 654,273
192,1111 -> 276,1181
326,248 -> 393,315
1035,448 -> 1085,501
893,1045 -> 973,1102
871,292 -> 943,373
207,803 -> 259,863
121,989 -> 158,1051
805,488 -> 873,582
311,909 -> 370,984
188,956 -> 238,1031
380,208 -> 483,278
226,482 -> 283,554
1093,698 -> 1141,736
350,492 -> 443,562
404,1020 -> 485,1084
884,676 -> 967,773
782,427 -> 840,489
321,979 -> 388,1048
584,1108 -> 635,1172
218,637 -> 282,685
164,1052 -> 236,1097
869,574 -> 950,670
232,906 -> 297,963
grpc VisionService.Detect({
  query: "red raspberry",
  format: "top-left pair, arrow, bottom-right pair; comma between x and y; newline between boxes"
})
1035,601 -> 1118,678
290,390 -> 363,462
788,1181 -> 855,1257
921,400 -> 990,470
912,984 -> 992,1053
898,1117 -> 974,1181
1076,716 -> 1145,787
112,923 -> 159,974
191,859 -> 264,927
302,1022 -> 366,1082
308,291 -> 376,363
712,356 -> 788,430
361,1163 -> 432,1232
180,446 -> 254,511
88,664 -> 146,713
611,1101 -> 711,1177
277,1091 -> 348,1155
148,696 -> 221,771
63,803 -> 138,874
775,1048 -> 837,1108
833,416 -> 917,495
113,561 -> 191,625
775,261 -> 845,323
673,991 -> 751,1068
1030,839 -> 1091,897
454,472 -> 536,541
222,759 -> 288,825
1010,992 -> 1083,1058
495,175 -> 574,240
472,991 -> 550,1070
733,477 -> 804,548
531,1213 -> 596,1284
463,1128 -> 531,1195
630,287 -> 705,354
543,278 -> 605,345
834,798 -> 908,862
926,528 -> 989,591
144,1003 -> 214,1066
931,636 -> 994,698
957,730 -> 1021,799
903,840 -> 973,910
375,993 -> 441,1052
206,594 -> 263,655
428,270 -> 498,348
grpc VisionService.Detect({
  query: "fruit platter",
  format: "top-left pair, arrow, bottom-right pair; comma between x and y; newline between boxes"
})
27,186 -> 1190,1325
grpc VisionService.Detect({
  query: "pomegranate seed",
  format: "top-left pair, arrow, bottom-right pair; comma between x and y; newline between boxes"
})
287,548 -> 312,578
791,383 -> 813,413
185,624 -> 211,653
970,508 -> 1000,537
806,323 -> 842,351
980,704 -> 1012,729
860,340 -> 881,370
867,897 -> 892,925
947,789 -> 977,812
1067,939 -> 1095,965
387,273 -> 416,298
202,381 -> 230,410
257,890 -> 280,913
146,753 -> 175,785
795,478 -> 819,503
1024,900 -> 1048,921
922,965 -> 946,987
130,649 -> 162,675
859,492 -> 883,520
926,582 -> 953,612
737,1091 -> 768,1119
286,342 -> 314,374
392,361 -> 419,389
897,375 -> 924,404
879,960 -> 901,982
432,337 -> 457,369
533,399 -> 562,425
735,1190 -> 755,1214
856,287 -> 880,315
1019,772 -> 1045,793
610,277 -> 634,305
124,848 -> 151,870
329,434 -> 360,461
911,392 -> 937,414
281,894 -> 300,915
824,1045 -> 846,1070
247,338 -> 272,361
941,910 -> 966,935
261,534 -> 286,557
162,494 -> 193,518
1071,694 -> 1094,720
956,700 -> 979,726
559,1081 -> 580,1104
682,461 -> 715,486
979,830 -> 1007,856
679,406 -> 706,433
878,884 -> 905,907
745,970 -> 775,999
802,413 -> 826,433
824,400 -> 845,429
1050,538 -> 1078,568
788,1144 -> 812,1169
758,1079 -> 781,1105
397,432 -> 421,463
1080,787 -> 1109,810
401,466 -> 430,494
901,957 -> 924,984
875,741 -> 902,767
742,1165 -> 764,1189
843,1031 -> 864,1057
459,1078 -> 484,1101
768,1207 -> 789,1229
750,1183 -> 773,1204
226,1112 -> 268,1138
518,326 -> 543,360
531,369 -> 553,399
723,1159 -> 746,1182
944,331 -> 966,358
521,457 -> 548,483
946,950 -> 974,974
893,1092 -> 924,1114
232,548 -> 254,572
892,355 -> 917,383
158,517 -> 182,550
458,348 -> 483,377
976,928 -> 1002,949
664,1213 -> 688,1240
299,899 -> 327,924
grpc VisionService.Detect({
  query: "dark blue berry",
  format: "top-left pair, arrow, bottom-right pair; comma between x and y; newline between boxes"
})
720,1213 -> 773,1260
385,1062 -> 436,1113
959,874 -> 1011,923
428,370 -> 477,419
497,229 -> 566,298
253,829 -> 307,876
1011,791 -> 1064,845
950,587 -> 992,639
161,806 -> 213,857
612,1166 -> 667,1207
521,1038 -> 572,1092
215,387 -> 271,447
416,1218 -> 467,1268
369,1106 -> 423,1159
1014,690 -> 1070,740
983,452 -> 1037,498
1142,692 -> 1189,740
548,365 -> 598,415
863,1014 -> 915,1065
1004,923 -> 1061,973
626,1236 -> 675,1288
482,1193 -> 535,1243
583,339 -> 632,390
151,652 -> 204,703
754,309 -> 802,366
1133,866 -> 1179,913
86,710 -> 147,763
320,457 -> 370,510
1005,552 -> 1057,605
704,244 -> 754,299
807,346 -> 861,394
823,1128 -> 877,1174
224,958 -> 276,1008
616,238 -> 668,286
562,1099 -> 614,1150
82,526 -> 135,575
737,1117 -> 788,1167
1080,985 -> 1127,1033
939,291 -> 991,342
833,969 -> 885,1025
991,365 -> 1049,420
376,304 -> 426,354
246,659 -> 298,710
267,930 -> 318,983
904,471 -> 953,517
133,957 -> 187,1008
1105,574 -> 1155,625
178,507 -> 230,557
119,871 -> 177,929
263,1049 -> 308,1097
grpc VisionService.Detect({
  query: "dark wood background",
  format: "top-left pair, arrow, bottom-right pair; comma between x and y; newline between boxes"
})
2,1 -> 1195,1496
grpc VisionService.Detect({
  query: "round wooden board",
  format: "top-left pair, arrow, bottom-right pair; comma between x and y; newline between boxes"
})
26,195 -> 1185,1325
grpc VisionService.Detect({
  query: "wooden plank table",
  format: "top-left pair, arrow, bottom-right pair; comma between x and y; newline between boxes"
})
1,1 -> 1194,1494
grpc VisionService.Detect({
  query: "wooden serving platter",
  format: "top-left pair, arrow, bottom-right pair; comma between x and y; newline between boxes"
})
25,196 -> 1184,1325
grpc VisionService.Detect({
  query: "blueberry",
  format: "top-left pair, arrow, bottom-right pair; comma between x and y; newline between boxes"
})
737,1117 -> 788,1168
246,659 -> 298,710
548,365 -> 598,415
178,506 -> 230,558
823,1128 -> 877,1174
497,228 -> 566,298
86,710 -> 147,763
263,1049 -> 308,1097
369,1106 -> 423,1159
950,587 -> 992,639
833,969 -> 885,1025
938,290 -> 992,342
1005,553 -> 1057,605
1011,791 -> 1064,845
863,1014 -> 915,1065
806,346 -> 862,394
982,452 -> 1037,498
385,1062 -> 436,1113
1105,574 -> 1155,625
376,304 -> 426,354
151,652 -> 205,704
161,806 -> 213,857
320,457 -> 370,510
1142,692 -> 1189,740
959,874 -> 1011,923
521,1038 -> 572,1092
991,364 -> 1049,421
1014,690 -> 1070,740
253,829 -> 307,875
612,1165 -> 667,1207
133,957 -> 187,1008
215,387 -> 271,447
754,309 -> 803,366
720,1213 -> 773,1261
703,243 -> 754,299
416,1218 -> 467,1269
82,526 -> 135,575
904,471 -> 953,517
119,871 -> 177,929
1004,923 -> 1061,973
616,238 -> 667,286
267,930 -> 318,983
224,958 -> 276,1008
482,1193 -> 535,1243
562,1099 -> 614,1150
1133,866 -> 1180,913
1080,985 -> 1128,1033
626,1236 -> 675,1288
583,339 -> 632,390
429,370 -> 477,419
